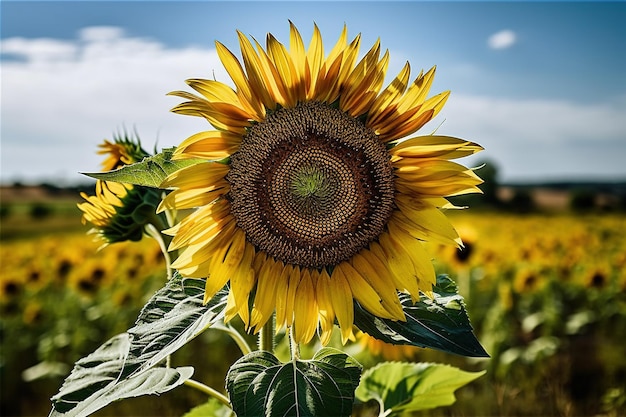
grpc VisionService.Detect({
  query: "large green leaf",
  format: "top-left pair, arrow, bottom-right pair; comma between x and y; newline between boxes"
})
49,333 -> 193,416
226,348 -> 362,417
355,362 -> 485,415
83,147 -> 203,188
50,273 -> 228,416
121,274 -> 229,378
353,275 -> 489,357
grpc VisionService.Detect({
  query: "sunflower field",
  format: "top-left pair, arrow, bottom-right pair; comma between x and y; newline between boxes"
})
1,194 -> 624,416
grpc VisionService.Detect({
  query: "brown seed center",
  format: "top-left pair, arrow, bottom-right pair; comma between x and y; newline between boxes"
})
227,101 -> 395,268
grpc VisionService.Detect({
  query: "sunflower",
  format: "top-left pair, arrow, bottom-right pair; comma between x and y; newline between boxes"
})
161,23 -> 483,344
78,135 -> 161,245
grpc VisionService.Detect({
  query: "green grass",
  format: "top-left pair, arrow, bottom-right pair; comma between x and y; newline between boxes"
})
0,200 -> 88,241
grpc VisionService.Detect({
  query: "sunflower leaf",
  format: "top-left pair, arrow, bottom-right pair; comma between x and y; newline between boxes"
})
353,275 -> 489,357
83,147 -> 203,188
226,348 -> 362,417
49,273 -> 228,416
355,362 -> 486,414
48,333 -> 193,417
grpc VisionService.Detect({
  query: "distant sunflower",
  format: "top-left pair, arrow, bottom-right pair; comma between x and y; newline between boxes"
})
162,23 -> 483,344
78,135 -> 160,245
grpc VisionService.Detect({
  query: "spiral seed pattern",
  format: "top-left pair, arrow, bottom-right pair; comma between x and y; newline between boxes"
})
227,101 -> 395,268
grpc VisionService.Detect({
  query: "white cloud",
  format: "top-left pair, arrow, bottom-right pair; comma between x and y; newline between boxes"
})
436,94 -> 626,181
1,27 -> 227,184
1,27 -> 625,184
1,37 -> 78,61
488,29 -> 517,50
79,26 -> 126,42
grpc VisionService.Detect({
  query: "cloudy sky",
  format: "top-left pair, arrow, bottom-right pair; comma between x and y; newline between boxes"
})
2,1 -> 625,185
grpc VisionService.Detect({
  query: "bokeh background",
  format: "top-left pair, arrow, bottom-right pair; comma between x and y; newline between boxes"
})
2,1 -> 625,416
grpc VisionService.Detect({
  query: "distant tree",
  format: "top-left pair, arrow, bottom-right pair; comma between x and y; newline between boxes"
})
475,160 -> 500,205
0,205 -> 11,219
508,189 -> 535,213
570,189 -> 596,212
29,203 -> 53,220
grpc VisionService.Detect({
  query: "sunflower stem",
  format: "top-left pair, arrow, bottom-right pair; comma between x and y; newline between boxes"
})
288,326 -> 300,361
184,378 -> 231,408
258,315 -> 275,352
144,223 -> 173,280
213,322 -> 253,355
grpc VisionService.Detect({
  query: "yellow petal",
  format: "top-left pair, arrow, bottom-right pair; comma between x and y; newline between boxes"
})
167,200 -> 231,250
386,219 -> 437,295
252,37 -> 289,106
390,136 -> 483,160
186,78 -> 242,106
325,24 -> 348,68
215,40 -> 264,119
227,242 -> 256,325
293,269 -> 318,344
351,251 -> 404,320
170,216 -> 236,271
370,239 -> 420,298
237,31 -> 277,110
267,34 -> 302,106
289,21 -> 307,82
204,228 -> 247,303
337,261 -> 392,319
329,266 -> 355,344
316,268 -> 335,346
397,66 -> 437,114
274,263 -> 295,329
158,181 -> 228,212
305,23 -> 324,98
172,131 -> 242,161
367,61 -> 411,125
393,198 -> 462,247
250,255 -> 283,330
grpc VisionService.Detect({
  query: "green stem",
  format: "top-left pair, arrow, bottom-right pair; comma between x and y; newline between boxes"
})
288,326 -> 300,361
184,379 -> 231,408
213,323 -> 253,356
144,223 -> 173,280
258,315 -> 275,352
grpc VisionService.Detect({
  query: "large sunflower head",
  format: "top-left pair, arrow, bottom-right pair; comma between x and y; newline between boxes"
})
78,135 -> 160,246
161,23 -> 483,344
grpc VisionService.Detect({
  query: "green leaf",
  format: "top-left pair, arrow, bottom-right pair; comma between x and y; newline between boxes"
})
83,147 -> 203,188
49,333 -> 193,417
50,273 -> 228,416
182,398 -> 235,417
226,348 -> 362,417
121,273 -> 228,377
353,275 -> 489,357
355,362 -> 485,414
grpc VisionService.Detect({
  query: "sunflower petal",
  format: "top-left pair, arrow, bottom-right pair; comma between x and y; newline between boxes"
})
329,267 -> 355,344
387,219 -> 437,295
250,255 -> 283,330
172,131 -> 242,161
215,40 -> 264,119
351,251 -> 404,320
293,269 -> 318,343
393,198 -> 462,247
316,268 -> 336,346
305,23 -> 324,97
337,262 -> 391,319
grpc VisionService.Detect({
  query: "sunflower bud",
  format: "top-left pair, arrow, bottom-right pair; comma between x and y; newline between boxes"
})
78,134 -> 163,246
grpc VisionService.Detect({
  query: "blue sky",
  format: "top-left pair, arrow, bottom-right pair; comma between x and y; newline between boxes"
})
2,1 -> 625,185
